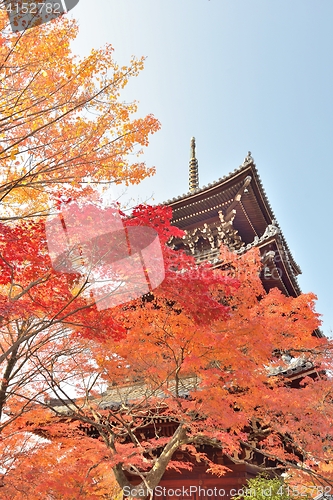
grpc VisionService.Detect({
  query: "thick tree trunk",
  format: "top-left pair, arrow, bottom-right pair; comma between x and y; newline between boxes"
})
0,344 -> 19,424
113,424 -> 188,499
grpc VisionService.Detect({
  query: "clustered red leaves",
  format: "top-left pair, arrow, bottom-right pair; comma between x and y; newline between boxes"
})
0,218 -> 124,340
0,203 -> 239,346
127,204 -> 238,323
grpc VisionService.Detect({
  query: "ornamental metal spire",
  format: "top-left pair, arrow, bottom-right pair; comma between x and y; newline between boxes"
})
189,137 -> 199,193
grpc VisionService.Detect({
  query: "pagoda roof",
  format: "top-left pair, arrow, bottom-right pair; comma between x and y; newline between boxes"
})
163,153 -> 301,297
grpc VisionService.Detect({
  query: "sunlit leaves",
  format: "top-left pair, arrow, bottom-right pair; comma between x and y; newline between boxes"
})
0,9 -> 160,218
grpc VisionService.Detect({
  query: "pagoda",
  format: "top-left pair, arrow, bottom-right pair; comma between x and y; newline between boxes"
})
146,140 -> 315,499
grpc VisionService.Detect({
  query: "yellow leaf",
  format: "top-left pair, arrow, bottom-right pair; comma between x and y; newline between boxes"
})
10,147 -> 19,160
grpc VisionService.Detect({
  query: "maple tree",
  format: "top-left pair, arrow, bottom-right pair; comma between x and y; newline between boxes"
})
4,207 -> 332,499
0,203 -> 180,497
0,4 -> 160,219
0,429 -> 122,499
0,0 -> 159,431
0,7 -> 160,496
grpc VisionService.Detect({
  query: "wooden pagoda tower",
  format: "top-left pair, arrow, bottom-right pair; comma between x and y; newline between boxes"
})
149,140 -> 314,499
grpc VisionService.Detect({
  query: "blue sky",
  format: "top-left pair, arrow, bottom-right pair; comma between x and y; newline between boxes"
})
70,0 -> 333,335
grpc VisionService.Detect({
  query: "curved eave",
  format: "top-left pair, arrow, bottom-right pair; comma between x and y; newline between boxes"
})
163,159 -> 301,282
258,236 -> 301,297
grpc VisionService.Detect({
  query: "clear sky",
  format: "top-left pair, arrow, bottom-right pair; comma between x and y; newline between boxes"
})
69,0 -> 333,335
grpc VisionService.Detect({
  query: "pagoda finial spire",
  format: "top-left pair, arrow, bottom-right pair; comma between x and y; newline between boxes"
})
189,137 -> 199,193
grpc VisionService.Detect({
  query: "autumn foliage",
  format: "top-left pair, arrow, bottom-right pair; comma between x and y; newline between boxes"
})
0,5 -> 333,500
0,4 -> 159,219
2,204 -> 332,498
